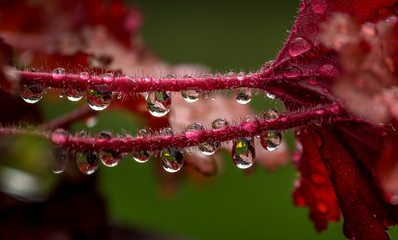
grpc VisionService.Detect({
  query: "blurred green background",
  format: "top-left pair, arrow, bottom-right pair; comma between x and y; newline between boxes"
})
38,0 -> 397,239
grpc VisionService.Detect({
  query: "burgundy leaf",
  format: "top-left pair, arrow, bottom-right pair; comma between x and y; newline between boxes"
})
266,0 -> 398,239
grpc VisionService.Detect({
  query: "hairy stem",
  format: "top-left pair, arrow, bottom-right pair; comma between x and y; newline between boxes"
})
17,70 -> 320,93
0,104 -> 342,152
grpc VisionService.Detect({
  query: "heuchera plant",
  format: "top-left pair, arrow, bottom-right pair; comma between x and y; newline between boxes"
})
1,0 -> 398,239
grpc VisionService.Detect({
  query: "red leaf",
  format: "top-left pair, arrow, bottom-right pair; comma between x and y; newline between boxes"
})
267,0 -> 398,239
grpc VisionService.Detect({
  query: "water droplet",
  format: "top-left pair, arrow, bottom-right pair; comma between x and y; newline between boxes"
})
235,88 -> 252,104
161,148 -> 184,173
52,146 -> 69,174
97,131 -> 121,167
265,91 -> 276,99
260,130 -> 282,151
161,127 -> 173,136
232,137 -> 255,169
80,72 -> 91,81
181,89 -> 200,102
132,150 -> 151,163
199,138 -> 220,155
283,66 -> 302,78
185,123 -> 204,140
21,82 -> 44,104
86,85 -> 112,111
264,109 -> 279,121
237,72 -> 245,81
317,64 -> 340,77
242,115 -> 259,133
51,128 -> 68,145
262,60 -> 274,72
288,37 -> 312,57
310,172 -> 329,186
58,90 -> 65,98
102,72 -> 114,82
131,129 -> 152,163
66,89 -> 83,101
52,67 -> 66,80
311,0 -> 327,14
146,91 -> 171,117
100,151 -> 122,167
164,73 -> 177,78
76,151 -> 99,175
306,77 -> 319,85
212,118 -> 229,129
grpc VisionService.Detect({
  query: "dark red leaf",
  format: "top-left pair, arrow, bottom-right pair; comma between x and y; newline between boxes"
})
265,0 -> 398,239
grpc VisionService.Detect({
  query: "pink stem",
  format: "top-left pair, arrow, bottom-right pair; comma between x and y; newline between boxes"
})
0,104 -> 342,152
16,70 -> 319,93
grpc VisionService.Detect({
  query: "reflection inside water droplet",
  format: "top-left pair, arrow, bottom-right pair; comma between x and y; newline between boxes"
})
161,148 -> 184,173
21,82 -> 44,104
76,151 -> 99,175
235,88 -> 252,104
260,130 -> 282,151
232,137 -> 255,169
146,91 -> 171,117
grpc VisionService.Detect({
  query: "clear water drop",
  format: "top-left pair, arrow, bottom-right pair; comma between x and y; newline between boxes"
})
76,151 -> 99,175
132,129 -> 152,163
181,89 -> 200,102
146,91 -> 171,117
58,90 -> 65,98
185,123 -> 204,140
242,115 -> 259,133
97,131 -> 121,167
317,64 -> 340,77
80,71 -> 91,81
283,66 -> 303,78
235,88 -> 252,104
66,89 -> 83,101
306,77 -> 319,85
262,60 -> 274,72
260,130 -> 282,151
263,109 -> 279,121
164,73 -> 177,78
265,91 -> 276,99
21,82 -> 44,104
100,151 -> 122,167
161,127 -> 173,136
52,67 -> 66,80
199,138 -> 220,155
51,128 -> 68,145
232,137 -> 255,169
212,118 -> 229,129
52,146 -> 69,174
132,151 -> 151,163
86,85 -> 112,111
102,72 -> 114,82
161,148 -> 184,173
288,37 -> 312,57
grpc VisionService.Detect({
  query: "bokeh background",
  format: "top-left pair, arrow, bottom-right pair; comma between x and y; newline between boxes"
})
5,0 -> 398,239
